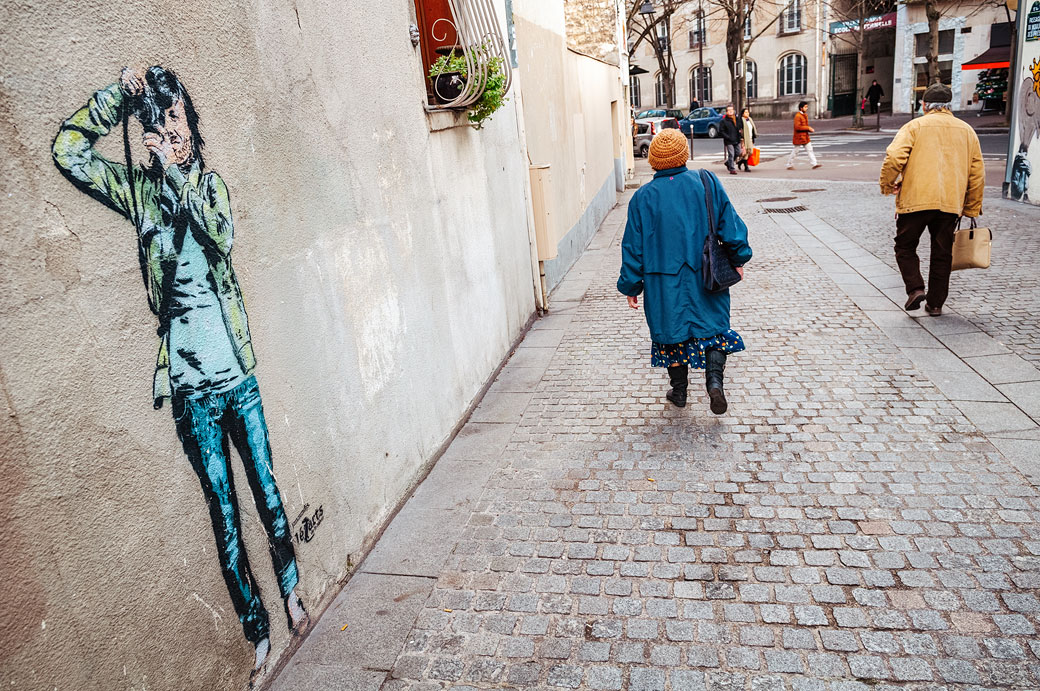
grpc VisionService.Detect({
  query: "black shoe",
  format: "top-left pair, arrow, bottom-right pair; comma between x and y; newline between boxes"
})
666,365 -> 688,408
705,350 -> 728,415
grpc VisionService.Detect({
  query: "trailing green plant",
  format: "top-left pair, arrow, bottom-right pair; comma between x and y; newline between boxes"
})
429,45 -> 508,130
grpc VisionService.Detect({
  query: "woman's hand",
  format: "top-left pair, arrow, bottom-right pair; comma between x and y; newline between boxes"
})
627,296 -> 639,309
736,266 -> 744,279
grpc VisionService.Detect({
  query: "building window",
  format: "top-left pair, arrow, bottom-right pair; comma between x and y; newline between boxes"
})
690,11 -> 706,47
744,14 -> 752,40
914,30 -> 955,57
782,0 -> 802,33
778,53 -> 806,95
690,65 -> 712,103
655,73 -> 670,105
746,59 -> 758,98
630,75 -> 642,108
655,21 -> 670,51
415,0 -> 512,108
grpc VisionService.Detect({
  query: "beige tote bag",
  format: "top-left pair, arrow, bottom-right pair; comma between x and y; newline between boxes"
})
952,217 -> 991,271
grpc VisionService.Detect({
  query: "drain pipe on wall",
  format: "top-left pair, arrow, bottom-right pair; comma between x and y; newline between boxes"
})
815,0 -> 823,118
510,71 -> 547,314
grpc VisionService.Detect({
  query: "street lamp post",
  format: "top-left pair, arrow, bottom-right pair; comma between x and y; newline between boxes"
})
698,0 -> 704,107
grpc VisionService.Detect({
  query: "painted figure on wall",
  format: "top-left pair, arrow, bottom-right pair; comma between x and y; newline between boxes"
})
52,66 -> 307,678
1009,58 -> 1040,202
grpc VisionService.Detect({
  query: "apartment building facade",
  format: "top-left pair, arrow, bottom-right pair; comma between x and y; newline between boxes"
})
891,1 -> 1014,114
627,0 -> 829,119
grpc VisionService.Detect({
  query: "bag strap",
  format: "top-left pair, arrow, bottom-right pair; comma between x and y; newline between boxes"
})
698,169 -> 717,239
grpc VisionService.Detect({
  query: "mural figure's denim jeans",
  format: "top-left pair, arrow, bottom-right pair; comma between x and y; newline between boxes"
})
172,375 -> 298,644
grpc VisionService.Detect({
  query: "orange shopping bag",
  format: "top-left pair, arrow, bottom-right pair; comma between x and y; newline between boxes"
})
748,147 -> 760,167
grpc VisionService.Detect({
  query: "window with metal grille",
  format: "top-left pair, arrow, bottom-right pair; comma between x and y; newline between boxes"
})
416,0 -> 513,109
781,0 -> 802,33
778,53 -> 806,95
656,21 -> 670,51
744,14 -> 752,40
690,65 -> 712,103
746,60 -> 758,98
690,11 -> 706,47
630,75 -> 642,108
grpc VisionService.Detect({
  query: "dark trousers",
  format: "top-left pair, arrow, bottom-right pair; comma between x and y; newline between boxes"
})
894,210 -> 958,309
870,101 -> 879,114
724,143 -> 738,171
173,375 -> 298,644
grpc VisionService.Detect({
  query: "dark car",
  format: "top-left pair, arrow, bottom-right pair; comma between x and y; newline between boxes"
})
679,107 -> 725,138
635,109 -> 686,122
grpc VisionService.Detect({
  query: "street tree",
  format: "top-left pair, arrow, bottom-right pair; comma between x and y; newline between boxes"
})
627,0 -> 698,107
698,0 -> 799,114
909,0 -> 1015,119
824,0 -> 897,127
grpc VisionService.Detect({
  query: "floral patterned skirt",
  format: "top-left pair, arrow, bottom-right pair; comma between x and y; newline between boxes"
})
650,329 -> 745,369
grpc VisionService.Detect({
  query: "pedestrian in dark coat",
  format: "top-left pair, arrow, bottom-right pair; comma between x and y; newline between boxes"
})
618,128 -> 753,414
719,104 -> 742,175
867,80 -> 884,114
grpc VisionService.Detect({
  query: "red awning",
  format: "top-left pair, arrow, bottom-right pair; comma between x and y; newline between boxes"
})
962,45 -> 1011,70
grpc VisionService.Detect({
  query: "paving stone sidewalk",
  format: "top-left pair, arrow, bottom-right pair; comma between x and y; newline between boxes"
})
273,183 -> 1040,691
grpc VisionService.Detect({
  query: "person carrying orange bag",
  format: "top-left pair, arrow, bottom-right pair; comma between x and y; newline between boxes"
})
737,107 -> 758,171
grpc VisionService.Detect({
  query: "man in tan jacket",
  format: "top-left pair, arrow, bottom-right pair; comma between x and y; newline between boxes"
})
880,83 -> 985,316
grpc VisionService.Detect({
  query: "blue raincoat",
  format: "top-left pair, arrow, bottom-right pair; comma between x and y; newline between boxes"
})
617,166 -> 752,345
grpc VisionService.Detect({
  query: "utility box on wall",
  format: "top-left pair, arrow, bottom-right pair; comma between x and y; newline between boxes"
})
529,164 -> 558,260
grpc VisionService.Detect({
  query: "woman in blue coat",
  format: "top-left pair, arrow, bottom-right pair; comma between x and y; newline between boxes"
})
618,128 -> 752,414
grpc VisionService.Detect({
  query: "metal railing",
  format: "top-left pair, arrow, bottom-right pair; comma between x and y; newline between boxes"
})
427,0 -> 513,109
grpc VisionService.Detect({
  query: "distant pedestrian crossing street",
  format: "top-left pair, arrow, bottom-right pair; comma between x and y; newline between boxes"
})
689,134 -> 882,162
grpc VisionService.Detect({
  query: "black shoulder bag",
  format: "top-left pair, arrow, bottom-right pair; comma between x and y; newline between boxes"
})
698,169 -> 742,292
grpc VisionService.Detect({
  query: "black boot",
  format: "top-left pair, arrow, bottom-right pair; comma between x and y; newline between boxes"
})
666,365 -> 688,408
705,350 -> 727,415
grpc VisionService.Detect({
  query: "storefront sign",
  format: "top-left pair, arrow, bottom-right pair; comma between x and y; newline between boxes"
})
829,12 -> 897,36
1027,0 -> 1040,41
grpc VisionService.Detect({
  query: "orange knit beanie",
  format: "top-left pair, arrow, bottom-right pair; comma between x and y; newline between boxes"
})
647,128 -> 689,170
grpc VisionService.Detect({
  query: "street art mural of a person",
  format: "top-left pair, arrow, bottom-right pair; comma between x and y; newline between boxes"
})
1009,58 -> 1040,202
1007,0 -> 1040,204
52,66 -> 307,678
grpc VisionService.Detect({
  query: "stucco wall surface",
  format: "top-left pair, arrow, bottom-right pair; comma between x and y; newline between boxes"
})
514,2 -> 624,290
0,0 -> 535,688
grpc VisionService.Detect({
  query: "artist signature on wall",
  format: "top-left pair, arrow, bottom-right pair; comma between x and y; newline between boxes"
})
292,503 -> 325,544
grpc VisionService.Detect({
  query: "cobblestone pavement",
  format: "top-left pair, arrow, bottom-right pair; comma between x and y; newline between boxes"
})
372,184 -> 1040,690
706,177 -> 1040,366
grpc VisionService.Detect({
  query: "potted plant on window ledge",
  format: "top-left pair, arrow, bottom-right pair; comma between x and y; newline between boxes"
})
429,44 -> 507,130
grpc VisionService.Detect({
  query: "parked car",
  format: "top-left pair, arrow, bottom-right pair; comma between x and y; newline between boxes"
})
633,117 -> 680,157
679,107 -> 725,138
633,121 -> 652,158
635,108 -> 686,122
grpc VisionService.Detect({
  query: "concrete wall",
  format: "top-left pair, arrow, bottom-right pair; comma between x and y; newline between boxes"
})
0,0 -> 536,688
515,0 -> 626,293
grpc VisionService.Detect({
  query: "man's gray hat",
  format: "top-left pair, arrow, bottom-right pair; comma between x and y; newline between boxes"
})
922,83 -> 952,103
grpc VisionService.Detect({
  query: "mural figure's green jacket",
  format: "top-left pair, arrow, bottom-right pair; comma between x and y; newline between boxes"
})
52,84 -> 256,406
